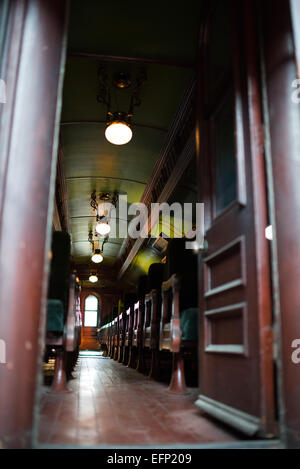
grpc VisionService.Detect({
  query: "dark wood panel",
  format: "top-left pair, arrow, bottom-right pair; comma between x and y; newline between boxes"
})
263,0 -> 300,448
204,236 -> 246,297
205,303 -> 247,355
0,0 -> 69,448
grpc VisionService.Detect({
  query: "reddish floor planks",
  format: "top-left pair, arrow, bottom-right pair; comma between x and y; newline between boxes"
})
37,352 -> 240,447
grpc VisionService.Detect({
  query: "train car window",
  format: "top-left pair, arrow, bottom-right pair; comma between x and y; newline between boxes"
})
84,295 -> 98,327
214,90 -> 236,215
0,0 -> 10,67
207,0 -> 236,217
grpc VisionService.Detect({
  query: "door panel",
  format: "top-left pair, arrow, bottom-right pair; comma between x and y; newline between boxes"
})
196,0 -> 276,437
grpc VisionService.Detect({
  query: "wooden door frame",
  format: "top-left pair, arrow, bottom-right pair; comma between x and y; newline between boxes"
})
0,0 -> 69,448
260,0 -> 300,448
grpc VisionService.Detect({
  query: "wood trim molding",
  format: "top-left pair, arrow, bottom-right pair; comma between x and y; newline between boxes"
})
195,395 -> 261,436
55,145 -> 70,233
52,197 -> 62,231
68,51 -> 194,69
204,302 -> 248,357
203,235 -> 247,298
244,0 -> 276,436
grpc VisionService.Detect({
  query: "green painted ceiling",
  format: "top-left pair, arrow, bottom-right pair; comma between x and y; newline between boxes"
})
60,0 -> 202,281
67,0 -> 202,63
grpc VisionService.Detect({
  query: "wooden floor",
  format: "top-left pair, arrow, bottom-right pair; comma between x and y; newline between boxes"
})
37,352 -> 242,448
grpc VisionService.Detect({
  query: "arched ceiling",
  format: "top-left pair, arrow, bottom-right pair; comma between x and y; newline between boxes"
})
60,0 -> 202,283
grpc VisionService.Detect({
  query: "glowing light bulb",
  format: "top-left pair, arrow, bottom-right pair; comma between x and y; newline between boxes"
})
105,121 -> 132,145
89,274 -> 98,283
91,252 -> 103,263
95,222 -> 111,236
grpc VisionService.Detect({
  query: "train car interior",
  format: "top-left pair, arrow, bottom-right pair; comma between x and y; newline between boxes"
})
0,0 -> 300,450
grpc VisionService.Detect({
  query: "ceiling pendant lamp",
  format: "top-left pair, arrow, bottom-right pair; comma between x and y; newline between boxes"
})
89,271 -> 98,283
95,221 -> 111,236
91,248 -> 103,264
105,113 -> 132,146
97,68 -> 147,146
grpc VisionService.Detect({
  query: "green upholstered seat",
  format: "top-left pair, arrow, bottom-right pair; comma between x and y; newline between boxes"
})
46,299 -> 64,333
180,308 -> 198,342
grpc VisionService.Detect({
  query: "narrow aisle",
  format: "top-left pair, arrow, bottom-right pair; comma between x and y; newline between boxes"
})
37,353 -> 241,447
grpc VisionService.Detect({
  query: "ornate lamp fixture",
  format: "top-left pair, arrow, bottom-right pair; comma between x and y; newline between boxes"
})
90,191 -> 118,238
97,67 -> 147,145
88,229 -> 104,264
89,271 -> 98,283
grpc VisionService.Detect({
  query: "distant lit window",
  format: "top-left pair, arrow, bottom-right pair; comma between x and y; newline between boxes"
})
84,295 -> 98,327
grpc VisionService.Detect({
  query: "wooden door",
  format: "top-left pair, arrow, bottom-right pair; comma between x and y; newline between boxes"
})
195,0 -> 276,437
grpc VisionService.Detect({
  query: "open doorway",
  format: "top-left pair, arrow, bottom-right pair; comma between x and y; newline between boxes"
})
80,293 -> 101,351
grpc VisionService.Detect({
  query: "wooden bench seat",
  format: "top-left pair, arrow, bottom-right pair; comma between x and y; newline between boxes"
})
45,232 -> 82,393
117,311 -> 126,362
107,321 -> 113,358
112,316 -> 119,360
122,305 -> 133,366
159,273 -> 198,394
142,289 -> 161,379
129,301 -> 144,370
98,322 -> 110,356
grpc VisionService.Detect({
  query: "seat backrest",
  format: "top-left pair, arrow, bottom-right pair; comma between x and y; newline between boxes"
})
164,238 -> 198,310
48,231 -> 71,321
112,305 -> 118,320
147,263 -> 164,293
137,275 -> 148,299
123,292 -> 136,310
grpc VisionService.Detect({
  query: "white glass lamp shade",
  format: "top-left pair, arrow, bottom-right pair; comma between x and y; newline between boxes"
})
91,250 -> 103,263
95,222 -> 111,236
105,121 -> 132,145
91,253 -> 103,263
89,274 -> 98,283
